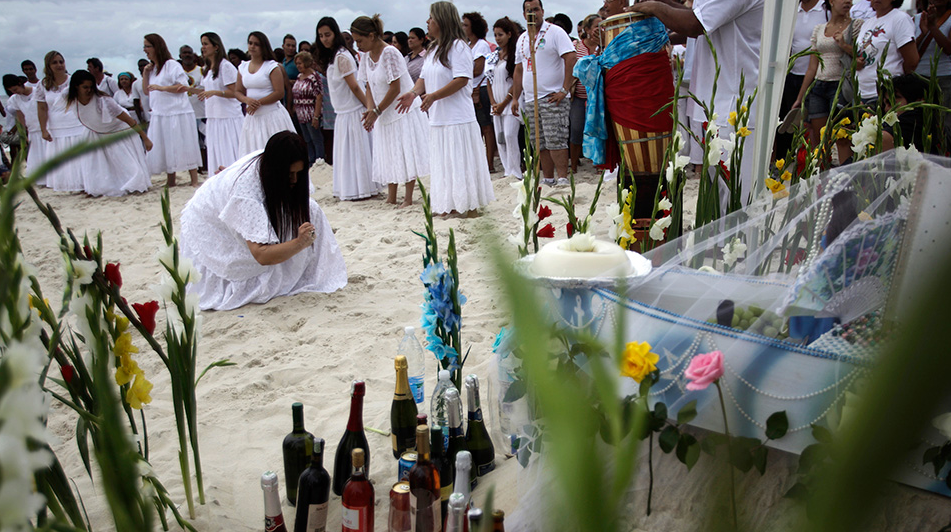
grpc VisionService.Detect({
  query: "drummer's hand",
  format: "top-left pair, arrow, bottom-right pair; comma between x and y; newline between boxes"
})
548,90 -> 568,104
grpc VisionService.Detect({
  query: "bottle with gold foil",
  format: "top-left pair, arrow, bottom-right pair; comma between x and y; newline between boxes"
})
392,355 -> 419,458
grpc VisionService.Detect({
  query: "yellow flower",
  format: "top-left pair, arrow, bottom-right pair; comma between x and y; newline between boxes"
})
838,117 -> 851,126
115,357 -> 140,386
740,105 -> 748,114
621,341 -> 660,383
127,372 -> 153,409
765,178 -> 785,193
813,148 -> 821,158
113,332 -> 138,359
774,159 -> 785,170
737,126 -> 751,137
781,170 -> 792,181
115,316 -> 130,334
862,112 -> 871,120
728,111 -> 738,126
835,128 -> 850,140
819,125 -> 827,138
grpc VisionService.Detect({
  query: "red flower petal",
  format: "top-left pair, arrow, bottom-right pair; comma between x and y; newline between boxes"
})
537,223 -> 556,238
538,205 -> 552,221
104,262 -> 122,288
566,223 -> 574,237
61,364 -> 74,384
132,300 -> 160,335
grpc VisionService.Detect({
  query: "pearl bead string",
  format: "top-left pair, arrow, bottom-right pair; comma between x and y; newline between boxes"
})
723,358 -> 862,401
905,459 -> 948,482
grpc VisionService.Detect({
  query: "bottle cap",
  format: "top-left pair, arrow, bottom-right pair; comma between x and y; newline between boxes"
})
449,492 -> 466,511
416,413 -> 428,425
313,437 -> 325,455
351,448 -> 365,467
468,508 -> 484,523
260,470 -> 278,489
493,509 -> 505,521
395,355 -> 408,369
404,326 -> 415,335
465,374 -> 479,389
455,450 -> 472,469
439,370 -> 450,381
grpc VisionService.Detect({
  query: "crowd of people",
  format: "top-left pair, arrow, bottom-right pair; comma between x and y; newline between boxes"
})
1,0 -> 947,308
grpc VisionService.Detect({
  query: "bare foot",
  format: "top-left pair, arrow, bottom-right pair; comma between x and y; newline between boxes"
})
166,179 -> 177,187
398,201 -> 413,209
386,199 -> 398,205
464,209 -> 480,218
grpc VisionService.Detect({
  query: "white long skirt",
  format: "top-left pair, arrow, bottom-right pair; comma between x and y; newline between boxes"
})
45,132 -> 86,191
371,108 -> 430,185
238,104 -> 294,156
493,113 -> 522,179
206,117 -> 243,173
25,131 -> 48,186
82,130 -> 151,197
430,121 -> 495,214
332,109 -> 378,200
148,112 -> 202,174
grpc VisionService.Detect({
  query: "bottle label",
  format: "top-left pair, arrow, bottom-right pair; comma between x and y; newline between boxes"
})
341,503 -> 366,531
305,501 -> 328,532
476,461 -> 496,476
467,409 -> 483,422
440,483 -> 453,501
264,514 -> 285,532
409,376 -> 425,404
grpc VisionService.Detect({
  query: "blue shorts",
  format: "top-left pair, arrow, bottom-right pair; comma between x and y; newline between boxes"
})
804,79 -> 839,121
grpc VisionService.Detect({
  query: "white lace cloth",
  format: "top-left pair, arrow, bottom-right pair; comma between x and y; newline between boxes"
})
180,151 -> 348,310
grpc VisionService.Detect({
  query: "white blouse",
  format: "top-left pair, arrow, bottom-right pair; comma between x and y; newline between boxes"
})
203,60 -> 244,119
34,76 -> 84,136
420,40 -> 474,126
358,45 -> 418,125
327,49 -> 363,114
148,60 -> 193,116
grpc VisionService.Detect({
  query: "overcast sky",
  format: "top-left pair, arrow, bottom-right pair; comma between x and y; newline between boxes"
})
1,0 -> 594,84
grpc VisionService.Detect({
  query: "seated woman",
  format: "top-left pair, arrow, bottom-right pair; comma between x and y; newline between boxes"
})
180,131 -> 347,310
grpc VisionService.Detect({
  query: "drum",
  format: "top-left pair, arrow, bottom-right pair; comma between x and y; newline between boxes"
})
599,12 -> 672,190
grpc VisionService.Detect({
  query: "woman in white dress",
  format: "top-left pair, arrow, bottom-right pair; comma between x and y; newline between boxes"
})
2,74 -> 46,180
316,16 -> 379,200
66,70 -> 153,197
142,33 -> 202,187
179,131 -> 347,310
486,17 -> 522,179
112,72 -> 138,123
396,1 -> 495,216
235,31 -> 295,156
196,32 -> 244,173
352,15 -> 430,207
36,51 -> 85,191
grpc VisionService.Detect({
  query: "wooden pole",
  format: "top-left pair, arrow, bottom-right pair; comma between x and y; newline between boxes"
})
527,11 -> 541,177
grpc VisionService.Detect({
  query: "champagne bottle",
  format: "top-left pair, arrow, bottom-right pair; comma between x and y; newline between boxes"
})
444,493 -> 466,532
333,380 -> 370,496
261,471 -> 289,532
491,510 -> 505,532
283,402 -> 315,505
293,438 -> 330,532
444,388 -> 467,487
467,508 -> 483,532
463,375 -> 495,477
392,355 -> 419,458
409,425 -> 442,532
454,451 -> 472,532
431,425 -> 453,521
342,449 -> 374,532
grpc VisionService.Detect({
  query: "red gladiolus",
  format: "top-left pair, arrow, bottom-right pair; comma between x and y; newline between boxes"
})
83,245 -> 94,259
61,364 -> 74,384
104,262 -> 122,288
719,161 -> 730,182
566,223 -> 574,237
796,146 -> 807,175
537,223 -> 556,238
132,300 -> 160,335
538,205 -> 552,221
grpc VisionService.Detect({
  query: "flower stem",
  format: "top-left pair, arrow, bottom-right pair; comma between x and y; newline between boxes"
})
647,430 -> 654,516
715,380 -> 737,528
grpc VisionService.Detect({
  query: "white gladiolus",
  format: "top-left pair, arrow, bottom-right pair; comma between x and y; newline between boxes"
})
722,237 -> 748,268
70,259 -> 97,289
658,197 -> 673,211
606,203 -> 622,241
851,115 -> 879,154
564,233 -> 596,252
649,216 -> 671,241
883,111 -> 898,126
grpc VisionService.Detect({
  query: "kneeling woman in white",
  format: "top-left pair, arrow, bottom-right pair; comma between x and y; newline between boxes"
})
67,70 -> 153,197
236,31 -> 295,156
352,15 -> 430,207
179,131 -> 347,311
143,33 -> 202,187
396,1 -> 494,215
316,16 -> 379,200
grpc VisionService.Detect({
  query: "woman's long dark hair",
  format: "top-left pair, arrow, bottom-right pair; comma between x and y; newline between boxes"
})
201,32 -> 227,79
258,131 -> 310,242
494,17 -> 519,80
409,27 -> 429,49
315,17 -> 357,73
249,31 -> 277,62
144,33 -> 174,74
65,70 -> 103,108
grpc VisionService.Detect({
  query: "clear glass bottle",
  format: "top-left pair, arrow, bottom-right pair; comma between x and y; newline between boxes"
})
398,326 -> 427,413
430,370 -> 454,450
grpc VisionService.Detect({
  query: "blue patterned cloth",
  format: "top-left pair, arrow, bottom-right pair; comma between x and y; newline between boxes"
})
573,17 -> 669,165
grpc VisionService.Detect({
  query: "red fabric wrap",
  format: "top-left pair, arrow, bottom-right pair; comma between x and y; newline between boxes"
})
604,51 -> 674,132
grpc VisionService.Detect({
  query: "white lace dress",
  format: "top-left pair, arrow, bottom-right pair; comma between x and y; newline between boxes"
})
359,45 -> 430,185
76,95 -> 151,196
237,60 -> 295,155
179,151 -> 347,310
35,77 -> 86,191
327,49 -> 378,200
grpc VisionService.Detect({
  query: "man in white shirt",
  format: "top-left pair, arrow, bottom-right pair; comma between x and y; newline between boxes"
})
631,0 -> 764,206
131,58 -> 151,124
87,58 -> 119,96
512,0 -> 577,186
21,60 -> 40,89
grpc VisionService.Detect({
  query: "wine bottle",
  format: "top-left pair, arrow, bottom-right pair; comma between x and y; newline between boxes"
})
392,355 -> 419,458
409,425 -> 442,532
444,388 -> 467,487
431,425 -> 453,522
294,438 -> 330,532
333,380 -> 370,496
467,508 -> 483,532
491,510 -> 505,532
342,448 -> 374,532
463,375 -> 495,477
444,493 -> 466,532
454,451 -> 472,532
261,471 -> 289,532
283,402 -> 315,505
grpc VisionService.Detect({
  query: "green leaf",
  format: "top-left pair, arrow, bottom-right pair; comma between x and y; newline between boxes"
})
653,401 -> 668,421
638,377 -> 652,398
729,440 -> 754,473
765,411 -> 789,440
701,435 -> 720,456
811,423 -> 833,444
76,418 -> 92,480
195,359 -> 236,385
503,380 -> 527,402
785,482 -> 810,501
676,433 -> 700,471
659,426 -> 679,453
753,445 -> 769,475
677,400 -> 698,425
923,446 -> 941,465
798,443 -> 828,474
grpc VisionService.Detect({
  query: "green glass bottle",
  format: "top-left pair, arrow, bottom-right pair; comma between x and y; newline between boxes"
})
391,355 -> 419,458
464,375 -> 495,477
282,402 -> 315,505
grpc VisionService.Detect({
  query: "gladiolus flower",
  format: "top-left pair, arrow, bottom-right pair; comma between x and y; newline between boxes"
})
797,147 -> 807,169
765,178 -> 786,194
104,262 -> 122,288
538,205 -> 552,220
115,357 -> 140,386
132,301 -> 159,335
728,111 -> 738,126
719,161 -> 730,182
127,372 -> 154,409
537,224 -> 555,238
566,223 -> 574,237
621,341 -> 659,383
775,159 -> 785,170
737,126 -> 751,137
60,364 -> 74,384
781,170 -> 792,182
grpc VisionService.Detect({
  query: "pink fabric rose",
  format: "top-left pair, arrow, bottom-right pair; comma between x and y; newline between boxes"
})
684,351 -> 724,391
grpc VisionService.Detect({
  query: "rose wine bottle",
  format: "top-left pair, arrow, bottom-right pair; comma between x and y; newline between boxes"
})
284,402 -> 316,505
342,448 -> 374,532
444,388 -> 467,488
491,510 -> 505,532
392,355 -> 419,458
293,438 -> 330,532
409,425 -> 442,532
444,493 -> 466,532
261,471 -> 289,532
333,381 -> 370,496
463,375 -> 495,477
430,425 -> 453,522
